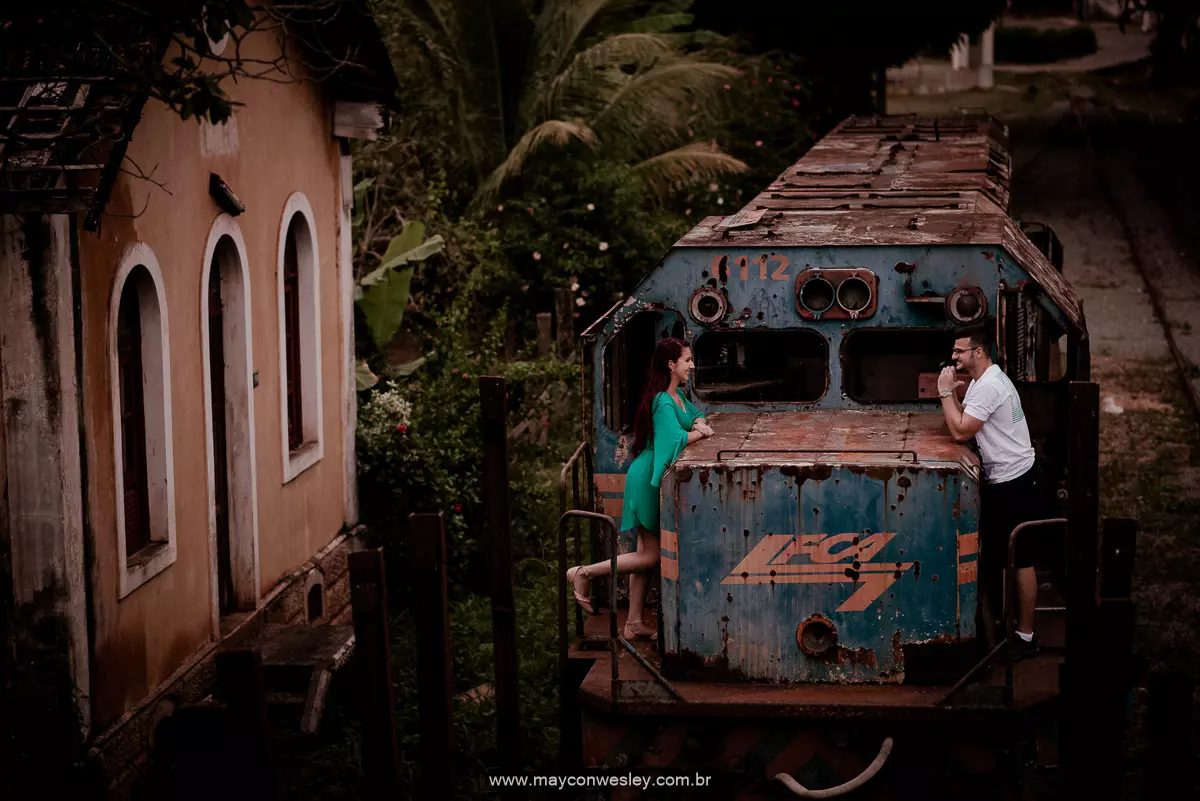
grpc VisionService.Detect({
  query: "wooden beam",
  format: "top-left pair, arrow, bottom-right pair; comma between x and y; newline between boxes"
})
334,100 -> 385,141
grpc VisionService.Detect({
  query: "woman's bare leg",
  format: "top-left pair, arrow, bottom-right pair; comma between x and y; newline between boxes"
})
626,530 -> 660,631
569,528 -> 659,623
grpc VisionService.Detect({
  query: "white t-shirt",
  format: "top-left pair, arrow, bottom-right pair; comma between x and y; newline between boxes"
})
963,364 -> 1035,483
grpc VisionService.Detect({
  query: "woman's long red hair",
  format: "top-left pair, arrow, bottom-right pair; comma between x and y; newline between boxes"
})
630,338 -> 688,459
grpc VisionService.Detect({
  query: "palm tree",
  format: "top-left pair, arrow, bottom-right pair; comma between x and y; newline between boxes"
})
381,0 -> 748,207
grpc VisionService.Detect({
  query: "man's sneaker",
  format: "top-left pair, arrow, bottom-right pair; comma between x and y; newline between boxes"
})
998,634 -> 1041,662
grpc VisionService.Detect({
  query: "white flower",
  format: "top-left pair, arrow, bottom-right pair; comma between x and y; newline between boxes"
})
586,203 -> 595,211
532,251 -> 542,261
709,183 -> 719,192
571,282 -> 580,291
562,242 -> 570,249
497,204 -> 504,211
717,197 -> 724,205
575,297 -> 586,307
598,242 -> 609,251
685,208 -> 692,215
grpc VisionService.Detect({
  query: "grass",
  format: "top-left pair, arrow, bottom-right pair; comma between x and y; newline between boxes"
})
1093,358 -> 1200,798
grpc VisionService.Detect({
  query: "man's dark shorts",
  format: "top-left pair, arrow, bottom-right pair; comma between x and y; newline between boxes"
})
980,461 -> 1050,573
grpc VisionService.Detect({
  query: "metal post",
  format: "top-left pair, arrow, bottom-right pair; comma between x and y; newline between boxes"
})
349,548 -> 402,798
555,287 -> 574,360
480,377 -> 520,770
410,513 -> 453,797
1097,517 -> 1138,788
1142,671 -> 1195,799
1063,381 -> 1100,787
215,648 -> 277,800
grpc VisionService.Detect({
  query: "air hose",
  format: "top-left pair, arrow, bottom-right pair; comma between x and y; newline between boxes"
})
774,736 -> 894,798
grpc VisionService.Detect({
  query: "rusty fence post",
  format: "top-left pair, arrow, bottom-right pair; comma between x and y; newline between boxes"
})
215,648 -> 277,800
410,513 -> 453,796
537,313 -> 553,358
555,287 -> 573,360
1063,381 -> 1101,791
480,377 -> 521,771
349,548 -> 402,798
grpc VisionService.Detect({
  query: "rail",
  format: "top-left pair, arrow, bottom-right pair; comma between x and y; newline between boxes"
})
716,448 -> 919,464
558,442 -> 595,642
941,517 -> 1068,706
557,510 -> 683,703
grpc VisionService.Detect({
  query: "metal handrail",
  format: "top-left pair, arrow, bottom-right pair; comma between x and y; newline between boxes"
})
558,442 -> 593,640
558,508 -> 684,703
717,448 -> 919,464
558,510 -> 621,701
941,517 -> 1068,706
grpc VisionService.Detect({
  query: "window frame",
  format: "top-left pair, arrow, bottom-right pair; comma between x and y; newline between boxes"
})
108,242 -> 177,598
276,192 -> 324,482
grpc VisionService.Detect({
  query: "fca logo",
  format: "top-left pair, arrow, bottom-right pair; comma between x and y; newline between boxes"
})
722,533 -> 915,612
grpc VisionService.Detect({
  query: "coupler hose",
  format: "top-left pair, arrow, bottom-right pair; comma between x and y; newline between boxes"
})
774,736 -> 894,798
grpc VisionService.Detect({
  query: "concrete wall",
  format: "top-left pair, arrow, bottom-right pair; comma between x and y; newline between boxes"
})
76,26 -> 350,729
0,213 -> 90,727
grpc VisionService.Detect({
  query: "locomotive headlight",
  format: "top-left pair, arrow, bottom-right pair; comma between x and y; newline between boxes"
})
947,285 -> 987,324
689,286 -> 728,325
798,276 -> 836,314
836,276 -> 873,317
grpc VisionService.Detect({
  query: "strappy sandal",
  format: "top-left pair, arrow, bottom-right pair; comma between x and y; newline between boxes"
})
623,621 -> 658,641
566,566 -> 595,615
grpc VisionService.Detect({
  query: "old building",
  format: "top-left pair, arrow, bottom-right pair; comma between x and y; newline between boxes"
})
0,2 -> 397,793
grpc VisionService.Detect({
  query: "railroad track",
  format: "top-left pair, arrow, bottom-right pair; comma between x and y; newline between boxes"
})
1070,101 -> 1200,430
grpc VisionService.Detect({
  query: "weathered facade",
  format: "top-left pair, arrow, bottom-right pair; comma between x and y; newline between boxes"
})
0,3 -> 397,793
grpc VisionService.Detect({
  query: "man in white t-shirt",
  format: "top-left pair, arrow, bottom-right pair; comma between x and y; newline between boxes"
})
937,322 -> 1047,661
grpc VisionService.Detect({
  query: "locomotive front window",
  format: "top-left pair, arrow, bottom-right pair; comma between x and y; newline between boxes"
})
693,330 -> 828,403
842,328 -> 952,403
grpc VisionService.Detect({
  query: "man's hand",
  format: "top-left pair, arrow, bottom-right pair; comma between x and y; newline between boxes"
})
937,366 -> 964,395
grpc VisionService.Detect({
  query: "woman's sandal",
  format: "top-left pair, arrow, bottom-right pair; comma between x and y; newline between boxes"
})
623,621 -> 658,641
566,566 -> 595,615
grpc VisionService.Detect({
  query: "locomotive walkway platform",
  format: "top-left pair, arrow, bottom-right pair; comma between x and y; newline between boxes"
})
570,607 -> 1066,722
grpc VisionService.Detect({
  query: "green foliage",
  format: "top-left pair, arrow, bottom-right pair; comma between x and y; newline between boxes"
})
995,25 -> 1099,64
356,221 -> 446,349
370,0 -> 747,210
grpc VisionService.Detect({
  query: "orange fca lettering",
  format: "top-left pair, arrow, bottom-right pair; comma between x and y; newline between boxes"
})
722,533 -> 913,612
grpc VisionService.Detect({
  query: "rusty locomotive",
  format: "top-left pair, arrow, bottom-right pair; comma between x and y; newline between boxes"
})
558,114 -> 1129,799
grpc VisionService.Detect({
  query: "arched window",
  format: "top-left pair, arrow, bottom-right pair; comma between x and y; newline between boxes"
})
276,192 -> 323,481
109,243 -> 176,597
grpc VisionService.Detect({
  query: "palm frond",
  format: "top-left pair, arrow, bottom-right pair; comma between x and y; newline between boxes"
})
628,13 -> 694,34
634,142 -> 748,200
591,59 -> 740,156
538,33 -> 675,119
472,119 -> 600,206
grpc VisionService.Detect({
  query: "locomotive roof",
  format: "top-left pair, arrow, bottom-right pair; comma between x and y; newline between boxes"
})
674,114 -> 1085,332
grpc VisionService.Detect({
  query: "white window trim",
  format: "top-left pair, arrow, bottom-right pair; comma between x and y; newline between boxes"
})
277,191 -> 324,482
200,215 -> 262,634
109,242 -> 177,599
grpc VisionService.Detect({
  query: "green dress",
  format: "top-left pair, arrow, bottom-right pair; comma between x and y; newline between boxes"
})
620,391 -> 705,533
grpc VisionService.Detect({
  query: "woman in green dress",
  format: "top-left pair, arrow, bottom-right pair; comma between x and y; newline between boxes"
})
567,338 -> 714,639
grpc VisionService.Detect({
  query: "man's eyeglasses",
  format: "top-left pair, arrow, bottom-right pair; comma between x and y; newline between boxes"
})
950,346 -> 981,356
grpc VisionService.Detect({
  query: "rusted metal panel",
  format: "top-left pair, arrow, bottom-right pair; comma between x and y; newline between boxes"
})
658,411 -> 979,683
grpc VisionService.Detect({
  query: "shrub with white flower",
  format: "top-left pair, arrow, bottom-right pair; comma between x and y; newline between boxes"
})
359,381 -> 414,442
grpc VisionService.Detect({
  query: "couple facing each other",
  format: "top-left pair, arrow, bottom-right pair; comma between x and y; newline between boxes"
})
566,338 -> 713,641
